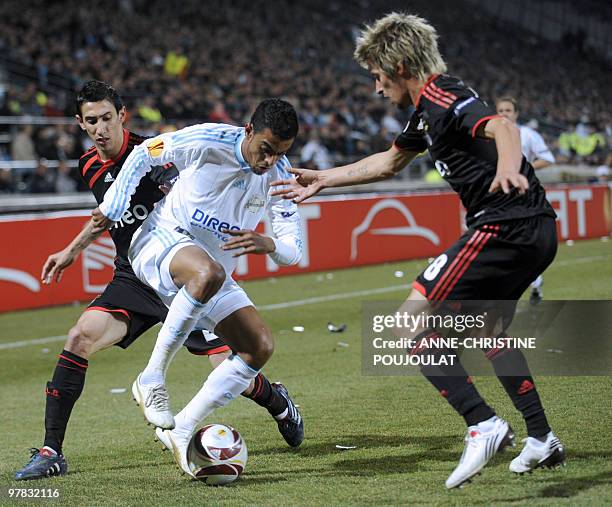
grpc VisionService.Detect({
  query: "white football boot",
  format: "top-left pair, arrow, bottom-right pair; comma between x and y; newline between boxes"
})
510,431 -> 565,473
155,427 -> 194,477
446,416 -> 515,489
132,373 -> 175,429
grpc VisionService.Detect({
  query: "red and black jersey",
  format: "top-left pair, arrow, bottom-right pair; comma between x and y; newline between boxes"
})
79,129 -> 178,272
395,74 -> 556,227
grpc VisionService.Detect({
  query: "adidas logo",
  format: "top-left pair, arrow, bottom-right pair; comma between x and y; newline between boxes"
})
104,173 -> 115,183
231,178 -> 247,191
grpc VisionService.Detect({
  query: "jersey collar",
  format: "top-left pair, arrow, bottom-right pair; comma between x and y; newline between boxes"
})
234,129 -> 252,172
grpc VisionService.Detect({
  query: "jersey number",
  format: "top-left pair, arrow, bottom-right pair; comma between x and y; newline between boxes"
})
423,254 -> 448,281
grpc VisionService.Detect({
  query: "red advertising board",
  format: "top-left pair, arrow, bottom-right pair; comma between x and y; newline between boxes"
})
0,185 -> 609,312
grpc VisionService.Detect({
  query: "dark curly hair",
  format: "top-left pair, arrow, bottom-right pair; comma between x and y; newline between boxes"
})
75,80 -> 123,115
250,98 -> 299,140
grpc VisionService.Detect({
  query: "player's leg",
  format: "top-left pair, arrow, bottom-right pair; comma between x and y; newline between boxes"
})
408,228 -> 516,488
131,236 -> 225,429
484,217 -> 564,472
170,307 -> 273,440
402,288 -> 497,429
185,330 -> 303,447
155,306 -> 270,475
140,245 -> 225,386
157,300 -> 302,475
15,310 -> 128,480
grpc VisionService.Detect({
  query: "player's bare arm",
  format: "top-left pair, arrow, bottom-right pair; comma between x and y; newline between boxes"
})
41,218 -> 106,284
220,229 -> 276,257
483,117 -> 529,194
531,159 -> 552,170
271,147 -> 415,203
91,206 -> 115,234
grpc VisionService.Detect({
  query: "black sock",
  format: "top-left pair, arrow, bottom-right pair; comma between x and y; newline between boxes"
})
241,373 -> 288,417
486,343 -> 551,438
413,330 -> 495,427
43,350 -> 88,454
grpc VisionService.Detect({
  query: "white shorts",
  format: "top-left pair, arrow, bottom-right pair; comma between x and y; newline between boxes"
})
129,225 -> 254,330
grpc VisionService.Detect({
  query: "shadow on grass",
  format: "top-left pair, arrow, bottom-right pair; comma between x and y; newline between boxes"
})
538,470 -> 612,498
255,433 -> 459,459
237,434 -> 462,484
482,462 -> 612,503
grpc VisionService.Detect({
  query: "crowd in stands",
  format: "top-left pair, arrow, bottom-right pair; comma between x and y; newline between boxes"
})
0,0 -> 609,193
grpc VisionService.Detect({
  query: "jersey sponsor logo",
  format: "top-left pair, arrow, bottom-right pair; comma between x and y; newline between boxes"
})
245,195 -> 265,213
111,204 -> 150,229
147,139 -> 164,157
350,199 -> 440,260
191,209 -> 241,235
104,172 -> 115,183
281,211 -> 296,218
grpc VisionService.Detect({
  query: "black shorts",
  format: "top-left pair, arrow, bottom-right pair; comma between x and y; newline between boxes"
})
413,216 -> 557,302
87,269 -> 230,355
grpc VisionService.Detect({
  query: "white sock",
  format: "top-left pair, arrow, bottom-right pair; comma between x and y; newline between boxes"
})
173,355 -> 259,440
141,286 -> 209,386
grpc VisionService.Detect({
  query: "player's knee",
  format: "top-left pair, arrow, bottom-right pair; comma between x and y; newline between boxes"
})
66,322 -> 101,357
187,262 -> 226,302
252,328 -> 275,364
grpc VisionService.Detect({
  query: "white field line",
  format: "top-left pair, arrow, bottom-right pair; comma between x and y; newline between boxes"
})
1,253 -> 609,351
0,284 -> 412,350
0,335 -> 70,350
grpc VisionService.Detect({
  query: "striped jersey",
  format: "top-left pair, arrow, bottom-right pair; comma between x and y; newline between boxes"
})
79,129 -> 178,271
394,74 -> 555,227
98,123 -> 302,275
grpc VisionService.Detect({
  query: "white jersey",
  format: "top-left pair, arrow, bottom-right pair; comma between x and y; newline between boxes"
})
99,123 -> 302,275
519,125 -> 555,165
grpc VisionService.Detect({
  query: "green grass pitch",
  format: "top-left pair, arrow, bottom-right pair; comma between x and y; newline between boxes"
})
1,238 -> 611,506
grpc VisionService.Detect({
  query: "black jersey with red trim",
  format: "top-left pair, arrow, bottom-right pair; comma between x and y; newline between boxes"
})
394,74 -> 556,227
79,129 -> 178,271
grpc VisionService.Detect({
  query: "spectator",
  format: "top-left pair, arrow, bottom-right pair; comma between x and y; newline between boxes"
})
208,101 -> 233,124
300,130 -> 332,170
0,169 -> 14,193
137,96 -> 163,125
27,158 -> 56,193
54,160 -> 78,193
11,125 -> 37,161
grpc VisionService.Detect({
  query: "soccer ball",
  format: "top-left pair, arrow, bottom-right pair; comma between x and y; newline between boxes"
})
187,424 -> 248,485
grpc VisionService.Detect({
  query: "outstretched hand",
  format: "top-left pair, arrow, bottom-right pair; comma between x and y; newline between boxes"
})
270,167 -> 324,203
41,249 -> 76,284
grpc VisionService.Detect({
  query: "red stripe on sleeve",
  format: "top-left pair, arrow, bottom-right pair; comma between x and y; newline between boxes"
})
471,115 -> 503,138
422,89 -> 450,109
428,82 -> 458,102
